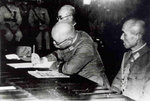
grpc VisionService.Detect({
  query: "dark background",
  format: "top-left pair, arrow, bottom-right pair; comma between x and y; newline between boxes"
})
0,0 -> 150,84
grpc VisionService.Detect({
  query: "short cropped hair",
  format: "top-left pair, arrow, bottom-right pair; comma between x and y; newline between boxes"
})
123,18 -> 145,36
60,5 -> 75,16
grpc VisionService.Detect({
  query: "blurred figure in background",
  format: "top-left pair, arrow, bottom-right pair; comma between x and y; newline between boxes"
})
57,5 -> 89,33
57,5 -> 76,25
57,5 -> 92,40
0,0 -> 22,54
28,0 -> 50,52
111,18 -> 150,101
18,1 -> 32,46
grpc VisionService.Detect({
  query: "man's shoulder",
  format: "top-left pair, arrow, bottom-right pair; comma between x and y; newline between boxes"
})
0,5 -> 5,8
76,30 -> 92,40
74,32 -> 95,50
0,5 -> 19,12
0,6 -> 7,11
139,45 -> 150,57
76,30 -> 87,34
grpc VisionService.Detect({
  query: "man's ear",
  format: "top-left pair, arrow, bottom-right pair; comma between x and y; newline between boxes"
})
68,15 -> 73,21
137,33 -> 142,40
136,33 -> 143,44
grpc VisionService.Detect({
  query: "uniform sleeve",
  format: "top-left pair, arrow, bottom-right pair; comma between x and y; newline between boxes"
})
138,64 -> 150,101
60,44 -> 94,75
46,52 -> 57,61
139,80 -> 150,101
111,69 -> 122,93
111,53 -> 126,93
45,50 -> 64,71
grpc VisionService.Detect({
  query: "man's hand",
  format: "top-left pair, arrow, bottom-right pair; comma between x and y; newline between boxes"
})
41,57 -> 48,63
31,53 -> 41,66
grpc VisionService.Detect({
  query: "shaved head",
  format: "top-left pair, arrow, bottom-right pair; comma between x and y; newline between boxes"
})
121,18 -> 146,50
52,22 -> 75,43
57,5 -> 76,25
58,5 -> 75,17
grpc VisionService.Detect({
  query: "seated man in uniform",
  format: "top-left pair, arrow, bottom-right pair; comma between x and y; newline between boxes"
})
111,18 -> 150,101
31,22 -> 110,88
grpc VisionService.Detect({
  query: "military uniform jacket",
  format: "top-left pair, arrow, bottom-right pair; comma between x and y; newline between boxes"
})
46,30 -> 110,87
28,7 -> 50,27
0,4 -> 22,30
111,44 -> 150,101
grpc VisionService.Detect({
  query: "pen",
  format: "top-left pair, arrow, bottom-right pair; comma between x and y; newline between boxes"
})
33,45 -> 35,53
32,45 -> 35,66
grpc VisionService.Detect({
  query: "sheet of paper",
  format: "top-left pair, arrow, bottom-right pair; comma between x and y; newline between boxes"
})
5,54 -> 20,60
80,90 -> 115,95
0,86 -> 16,91
7,61 -> 55,69
28,70 -> 69,78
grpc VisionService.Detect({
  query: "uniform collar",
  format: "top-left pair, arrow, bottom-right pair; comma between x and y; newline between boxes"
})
131,43 -> 149,61
71,31 -> 80,46
132,43 -> 146,53
62,31 -> 80,52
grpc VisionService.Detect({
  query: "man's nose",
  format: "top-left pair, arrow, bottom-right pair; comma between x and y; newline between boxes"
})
120,34 -> 124,40
58,19 -> 61,22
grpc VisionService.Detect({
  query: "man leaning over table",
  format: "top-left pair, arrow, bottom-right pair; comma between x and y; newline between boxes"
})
31,22 -> 110,88
111,18 -> 150,101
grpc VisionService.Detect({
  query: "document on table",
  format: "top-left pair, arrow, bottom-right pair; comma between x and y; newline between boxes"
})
28,70 -> 70,78
0,86 -> 16,91
7,61 -> 55,69
5,54 -> 20,60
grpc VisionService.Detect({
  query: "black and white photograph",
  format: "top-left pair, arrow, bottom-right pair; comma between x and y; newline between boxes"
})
0,0 -> 150,101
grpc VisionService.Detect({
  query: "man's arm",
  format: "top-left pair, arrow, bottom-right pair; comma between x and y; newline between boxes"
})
59,44 -> 94,75
45,52 -> 57,61
138,65 -> 150,101
111,53 -> 127,94
111,69 -> 122,94
31,52 -> 59,70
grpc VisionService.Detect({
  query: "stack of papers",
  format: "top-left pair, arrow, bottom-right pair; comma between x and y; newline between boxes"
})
28,70 -> 69,78
5,54 -> 20,60
0,86 -> 16,91
7,61 -> 55,69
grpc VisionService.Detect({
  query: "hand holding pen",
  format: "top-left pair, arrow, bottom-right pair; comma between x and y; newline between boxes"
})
31,45 -> 41,66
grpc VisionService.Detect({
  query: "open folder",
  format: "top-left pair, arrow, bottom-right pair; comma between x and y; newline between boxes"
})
7,61 -> 55,69
28,70 -> 69,78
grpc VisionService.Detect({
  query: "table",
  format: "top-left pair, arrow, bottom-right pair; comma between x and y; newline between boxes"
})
0,60 -> 134,101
